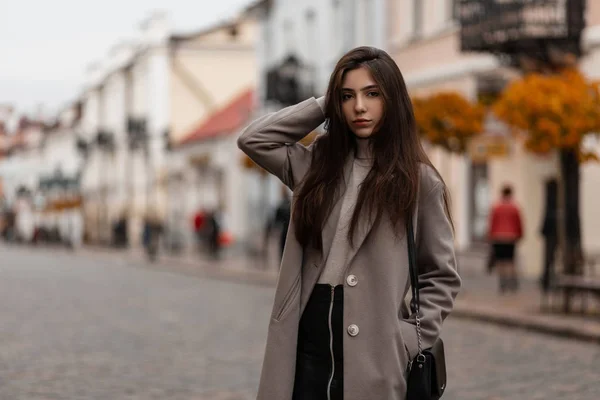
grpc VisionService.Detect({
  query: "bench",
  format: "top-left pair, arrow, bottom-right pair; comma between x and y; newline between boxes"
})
543,252 -> 600,314
552,275 -> 600,313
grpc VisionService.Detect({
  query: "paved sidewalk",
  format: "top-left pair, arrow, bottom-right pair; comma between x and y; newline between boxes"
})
82,244 -> 280,286
454,251 -> 600,344
84,244 -> 600,343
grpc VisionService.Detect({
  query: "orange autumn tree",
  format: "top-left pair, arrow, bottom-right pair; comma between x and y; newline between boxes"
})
494,69 -> 600,158
413,92 -> 485,153
494,68 -> 600,275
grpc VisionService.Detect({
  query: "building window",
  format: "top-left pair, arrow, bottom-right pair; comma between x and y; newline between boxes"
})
228,25 -> 239,39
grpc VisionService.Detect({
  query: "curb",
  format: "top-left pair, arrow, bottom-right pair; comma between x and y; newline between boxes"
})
160,255 -> 279,287
79,244 -> 282,287
452,303 -> 600,344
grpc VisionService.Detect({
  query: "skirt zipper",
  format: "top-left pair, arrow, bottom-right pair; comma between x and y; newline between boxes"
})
326,284 -> 335,400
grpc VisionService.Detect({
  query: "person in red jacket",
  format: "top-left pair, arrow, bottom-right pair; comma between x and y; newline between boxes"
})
489,184 -> 523,293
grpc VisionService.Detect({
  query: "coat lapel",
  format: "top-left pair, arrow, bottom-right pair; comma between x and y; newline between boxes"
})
300,156 -> 353,313
345,196 -> 376,268
319,156 -> 353,266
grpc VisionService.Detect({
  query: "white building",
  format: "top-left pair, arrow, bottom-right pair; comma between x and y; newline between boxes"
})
80,8 -> 259,249
80,12 -> 173,246
36,102 -> 85,246
0,119 -> 45,206
0,104 -> 84,244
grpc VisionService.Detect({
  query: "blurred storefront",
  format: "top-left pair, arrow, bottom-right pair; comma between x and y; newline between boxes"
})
36,172 -> 84,247
388,0 -> 600,277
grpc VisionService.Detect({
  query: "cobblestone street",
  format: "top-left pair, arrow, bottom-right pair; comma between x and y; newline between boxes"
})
0,244 -> 599,399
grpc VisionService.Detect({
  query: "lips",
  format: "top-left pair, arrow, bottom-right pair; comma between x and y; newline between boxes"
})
353,119 -> 371,126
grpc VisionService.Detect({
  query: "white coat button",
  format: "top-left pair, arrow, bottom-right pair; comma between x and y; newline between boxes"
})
346,275 -> 358,287
347,324 -> 360,337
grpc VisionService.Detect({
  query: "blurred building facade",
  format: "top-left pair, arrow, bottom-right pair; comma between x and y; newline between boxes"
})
79,12 -> 171,246
388,0 -> 600,277
0,101 -> 84,245
164,15 -> 258,254
0,117 -> 46,205
79,10 -> 259,249
37,103 -> 85,247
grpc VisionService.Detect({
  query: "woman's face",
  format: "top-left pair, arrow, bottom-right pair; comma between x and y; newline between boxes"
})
341,66 -> 384,139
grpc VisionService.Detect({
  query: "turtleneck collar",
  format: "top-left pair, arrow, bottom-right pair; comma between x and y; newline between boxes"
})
355,137 -> 373,160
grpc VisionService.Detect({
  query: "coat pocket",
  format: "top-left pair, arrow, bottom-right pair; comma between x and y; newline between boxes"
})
273,273 -> 301,322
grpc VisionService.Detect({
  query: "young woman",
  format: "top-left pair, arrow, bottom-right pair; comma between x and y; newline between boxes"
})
238,46 -> 461,400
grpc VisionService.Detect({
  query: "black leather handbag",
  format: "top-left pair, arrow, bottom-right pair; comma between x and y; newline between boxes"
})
405,218 -> 447,400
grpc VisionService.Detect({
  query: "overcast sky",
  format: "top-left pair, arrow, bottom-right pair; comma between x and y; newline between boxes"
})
0,0 -> 253,116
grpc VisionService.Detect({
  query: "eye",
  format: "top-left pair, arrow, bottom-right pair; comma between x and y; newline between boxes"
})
342,93 -> 353,101
367,91 -> 380,97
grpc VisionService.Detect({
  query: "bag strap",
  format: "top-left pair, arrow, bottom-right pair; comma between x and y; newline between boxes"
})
407,217 -> 419,315
407,217 -> 424,359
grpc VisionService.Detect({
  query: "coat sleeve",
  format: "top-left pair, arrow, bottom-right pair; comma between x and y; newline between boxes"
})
399,180 -> 462,360
237,97 -> 326,190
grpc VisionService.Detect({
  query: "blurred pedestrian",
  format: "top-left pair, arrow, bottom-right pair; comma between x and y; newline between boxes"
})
488,184 -> 523,293
540,179 -> 558,292
112,212 -> 128,248
142,210 -> 163,262
205,208 -> 221,259
265,185 -> 291,262
238,46 -> 461,400
192,209 -> 206,252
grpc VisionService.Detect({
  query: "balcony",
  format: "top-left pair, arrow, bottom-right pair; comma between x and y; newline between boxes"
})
264,54 -> 317,107
126,116 -> 147,150
95,130 -> 115,151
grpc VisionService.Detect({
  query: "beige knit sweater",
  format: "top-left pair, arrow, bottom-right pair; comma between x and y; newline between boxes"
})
317,139 -> 373,285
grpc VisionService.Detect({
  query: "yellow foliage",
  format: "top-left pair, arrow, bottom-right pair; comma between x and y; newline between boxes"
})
412,92 -> 485,153
493,68 -> 600,159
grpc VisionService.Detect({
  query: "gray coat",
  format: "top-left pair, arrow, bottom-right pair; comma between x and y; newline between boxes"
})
237,97 -> 461,400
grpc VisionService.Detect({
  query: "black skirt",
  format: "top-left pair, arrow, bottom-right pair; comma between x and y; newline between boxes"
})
293,284 -> 344,400
493,242 -> 516,261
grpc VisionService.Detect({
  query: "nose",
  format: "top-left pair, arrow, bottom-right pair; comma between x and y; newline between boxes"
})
354,95 -> 366,114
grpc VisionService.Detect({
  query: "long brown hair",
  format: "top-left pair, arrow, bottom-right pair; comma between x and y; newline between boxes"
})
293,46 -> 451,252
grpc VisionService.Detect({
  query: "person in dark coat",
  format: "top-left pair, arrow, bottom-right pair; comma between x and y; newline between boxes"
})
540,179 -> 558,292
143,212 -> 163,262
266,186 -> 291,262
205,209 -> 221,259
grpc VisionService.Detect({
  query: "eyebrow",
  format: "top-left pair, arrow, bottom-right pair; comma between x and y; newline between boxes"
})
341,85 -> 379,92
